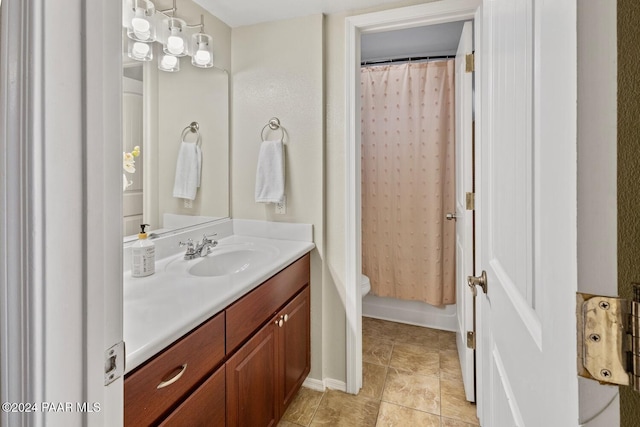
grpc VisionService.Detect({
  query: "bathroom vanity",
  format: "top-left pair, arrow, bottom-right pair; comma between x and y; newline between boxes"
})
122,221 -> 314,426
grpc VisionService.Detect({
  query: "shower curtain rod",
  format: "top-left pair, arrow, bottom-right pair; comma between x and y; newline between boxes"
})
361,55 -> 454,66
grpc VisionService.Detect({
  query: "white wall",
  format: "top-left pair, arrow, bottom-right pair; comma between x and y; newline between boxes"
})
229,0 -> 479,386
156,0 -> 231,227
231,14 -> 325,380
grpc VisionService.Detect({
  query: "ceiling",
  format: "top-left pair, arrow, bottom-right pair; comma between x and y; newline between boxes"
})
193,0 -> 406,28
190,0 -> 465,60
361,21 -> 465,62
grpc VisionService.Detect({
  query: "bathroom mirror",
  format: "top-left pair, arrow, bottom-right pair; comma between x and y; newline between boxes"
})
122,0 -> 230,241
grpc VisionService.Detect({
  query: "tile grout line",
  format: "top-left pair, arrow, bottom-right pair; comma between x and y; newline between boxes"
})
373,341 -> 394,425
306,389 -> 326,426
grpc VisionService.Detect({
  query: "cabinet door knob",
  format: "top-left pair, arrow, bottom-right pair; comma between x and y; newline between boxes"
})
275,318 -> 284,327
156,364 -> 188,389
283,314 -> 289,323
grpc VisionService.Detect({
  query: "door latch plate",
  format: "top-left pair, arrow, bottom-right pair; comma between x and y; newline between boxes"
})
467,331 -> 476,349
104,341 -> 125,386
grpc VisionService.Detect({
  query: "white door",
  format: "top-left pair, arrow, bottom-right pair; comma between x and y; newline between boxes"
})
453,20 -> 476,403
476,0 -> 582,425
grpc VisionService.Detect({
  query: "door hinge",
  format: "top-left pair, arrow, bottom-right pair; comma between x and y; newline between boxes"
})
577,285 -> 640,392
104,341 -> 125,386
465,53 -> 475,73
466,192 -> 475,210
466,331 -> 476,349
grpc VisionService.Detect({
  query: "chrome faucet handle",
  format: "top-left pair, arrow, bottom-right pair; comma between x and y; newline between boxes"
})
179,239 -> 196,251
199,234 -> 218,257
178,239 -> 196,254
179,239 -> 199,260
202,233 -> 218,244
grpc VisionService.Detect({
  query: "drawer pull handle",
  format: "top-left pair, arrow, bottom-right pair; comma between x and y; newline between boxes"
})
157,364 -> 188,389
283,314 -> 289,323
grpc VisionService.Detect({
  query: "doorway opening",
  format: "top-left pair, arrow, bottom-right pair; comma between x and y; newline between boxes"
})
344,0 -> 481,397
359,22 -> 462,329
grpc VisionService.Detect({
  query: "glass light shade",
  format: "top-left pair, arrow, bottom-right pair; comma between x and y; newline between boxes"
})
191,33 -> 214,68
162,18 -> 187,57
128,39 -> 153,61
158,53 -> 180,72
127,0 -> 156,42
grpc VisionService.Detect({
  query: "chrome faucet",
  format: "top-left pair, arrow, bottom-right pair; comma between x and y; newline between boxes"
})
197,234 -> 218,257
179,234 -> 218,260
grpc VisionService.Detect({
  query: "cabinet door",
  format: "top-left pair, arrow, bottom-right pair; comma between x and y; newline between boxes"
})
280,286 -> 310,412
226,320 -> 278,427
159,365 -> 225,427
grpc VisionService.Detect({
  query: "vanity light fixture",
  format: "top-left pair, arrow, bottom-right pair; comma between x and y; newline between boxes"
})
163,17 -> 188,56
191,33 -> 213,68
126,0 -> 156,42
128,38 -> 153,61
123,0 -> 214,73
158,53 -> 180,72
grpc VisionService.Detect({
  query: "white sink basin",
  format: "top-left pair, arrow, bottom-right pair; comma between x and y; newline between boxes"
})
165,243 -> 280,278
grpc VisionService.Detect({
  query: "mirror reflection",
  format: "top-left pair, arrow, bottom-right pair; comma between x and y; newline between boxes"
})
122,0 -> 230,241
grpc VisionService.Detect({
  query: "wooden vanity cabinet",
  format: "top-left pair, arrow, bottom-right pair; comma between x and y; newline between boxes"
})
124,313 -> 225,426
124,253 -> 310,427
226,317 -> 279,427
280,286 -> 311,411
226,286 -> 310,427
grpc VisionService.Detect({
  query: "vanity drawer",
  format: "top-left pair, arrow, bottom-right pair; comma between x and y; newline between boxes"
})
226,253 -> 310,353
124,312 -> 225,426
159,365 -> 225,427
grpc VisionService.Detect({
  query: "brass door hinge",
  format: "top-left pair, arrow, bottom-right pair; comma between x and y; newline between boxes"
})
466,192 -> 475,210
577,285 -> 640,392
465,53 -> 475,73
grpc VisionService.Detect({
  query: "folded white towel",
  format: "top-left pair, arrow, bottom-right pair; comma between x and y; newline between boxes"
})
173,141 -> 202,201
255,139 -> 285,203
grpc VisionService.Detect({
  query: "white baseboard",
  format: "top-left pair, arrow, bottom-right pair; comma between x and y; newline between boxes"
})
324,378 -> 347,392
302,377 -> 325,392
302,377 -> 347,393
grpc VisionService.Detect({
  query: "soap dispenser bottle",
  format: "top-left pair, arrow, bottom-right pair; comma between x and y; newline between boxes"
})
132,224 -> 155,277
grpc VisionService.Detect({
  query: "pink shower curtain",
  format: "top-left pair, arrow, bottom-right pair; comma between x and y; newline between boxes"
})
361,61 -> 456,306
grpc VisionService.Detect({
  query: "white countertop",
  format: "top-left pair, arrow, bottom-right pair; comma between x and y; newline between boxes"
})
124,233 -> 314,374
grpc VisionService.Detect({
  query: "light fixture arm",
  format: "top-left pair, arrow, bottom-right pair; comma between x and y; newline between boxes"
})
185,14 -> 205,31
157,0 -> 176,15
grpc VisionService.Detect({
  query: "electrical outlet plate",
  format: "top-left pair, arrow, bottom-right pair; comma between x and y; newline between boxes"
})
275,195 -> 286,214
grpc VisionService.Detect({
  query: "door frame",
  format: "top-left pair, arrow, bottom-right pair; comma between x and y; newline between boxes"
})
344,0 -> 482,394
0,0 -> 123,425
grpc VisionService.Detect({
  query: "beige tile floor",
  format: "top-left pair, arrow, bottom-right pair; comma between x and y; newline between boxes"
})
278,317 -> 480,427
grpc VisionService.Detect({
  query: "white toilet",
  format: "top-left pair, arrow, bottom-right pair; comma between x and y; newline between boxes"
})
361,274 -> 371,298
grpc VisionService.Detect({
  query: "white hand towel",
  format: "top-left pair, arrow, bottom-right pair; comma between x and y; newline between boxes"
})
255,139 -> 285,203
173,141 -> 202,201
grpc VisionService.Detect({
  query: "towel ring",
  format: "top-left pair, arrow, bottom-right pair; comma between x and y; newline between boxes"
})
181,121 -> 201,146
260,117 -> 285,142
